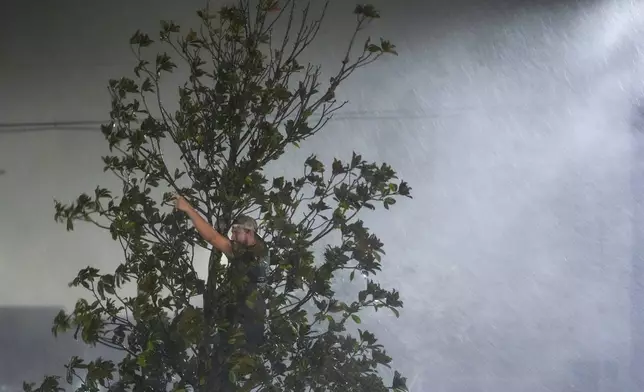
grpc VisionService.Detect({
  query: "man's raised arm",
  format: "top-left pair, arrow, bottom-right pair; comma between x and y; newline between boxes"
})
174,195 -> 232,255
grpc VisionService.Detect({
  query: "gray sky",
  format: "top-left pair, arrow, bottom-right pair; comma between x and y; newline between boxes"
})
2,0 -> 644,390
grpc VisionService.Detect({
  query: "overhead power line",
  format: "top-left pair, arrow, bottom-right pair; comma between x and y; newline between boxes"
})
0,110 -> 416,134
0,120 -> 108,134
0,120 -> 107,128
0,100 -> 571,135
0,121 -> 108,134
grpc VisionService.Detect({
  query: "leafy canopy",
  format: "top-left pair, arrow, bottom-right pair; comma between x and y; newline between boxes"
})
26,1 -> 411,391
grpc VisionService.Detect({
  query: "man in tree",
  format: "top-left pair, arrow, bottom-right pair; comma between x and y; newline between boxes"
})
174,194 -> 268,353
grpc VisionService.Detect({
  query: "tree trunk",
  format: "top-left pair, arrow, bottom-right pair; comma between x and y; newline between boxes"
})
200,242 -> 234,392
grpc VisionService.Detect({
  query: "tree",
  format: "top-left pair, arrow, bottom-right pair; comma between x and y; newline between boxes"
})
25,0 -> 411,391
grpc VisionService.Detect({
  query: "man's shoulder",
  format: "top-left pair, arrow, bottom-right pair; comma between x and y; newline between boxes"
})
252,241 -> 269,258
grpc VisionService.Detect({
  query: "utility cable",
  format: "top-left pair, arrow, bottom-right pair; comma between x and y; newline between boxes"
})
0,100 -> 569,134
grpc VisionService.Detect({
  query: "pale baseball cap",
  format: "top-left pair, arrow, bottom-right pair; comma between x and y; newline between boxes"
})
232,215 -> 258,232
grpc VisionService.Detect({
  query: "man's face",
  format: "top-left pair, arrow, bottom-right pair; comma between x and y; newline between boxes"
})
231,226 -> 253,245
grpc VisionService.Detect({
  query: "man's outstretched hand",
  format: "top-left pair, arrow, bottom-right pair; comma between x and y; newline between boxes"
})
172,193 -> 232,254
173,194 -> 192,212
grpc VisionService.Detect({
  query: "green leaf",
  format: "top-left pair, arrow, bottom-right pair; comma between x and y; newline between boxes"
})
161,20 -> 180,33
186,29 -> 197,42
399,181 -> 412,196
359,290 -> 367,302
380,39 -> 398,55
305,155 -> 325,172
351,152 -> 362,168
392,370 -> 408,391
332,158 -> 345,175
156,53 -> 176,73
130,30 -> 153,47
354,4 -> 381,18
384,197 -> 396,209
137,354 -> 147,368
141,78 -> 154,92
351,314 -> 361,324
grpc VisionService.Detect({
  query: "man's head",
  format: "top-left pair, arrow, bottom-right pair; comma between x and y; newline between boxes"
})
231,215 -> 259,245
